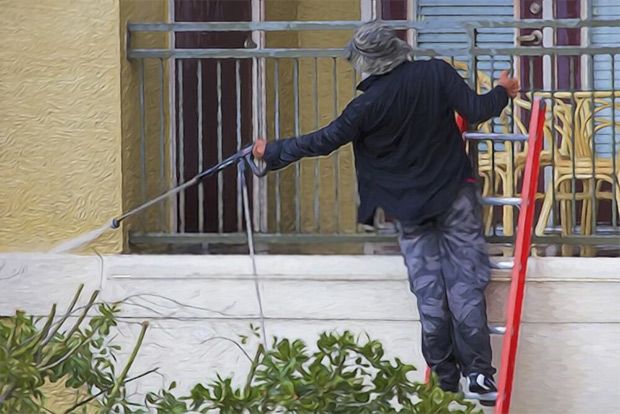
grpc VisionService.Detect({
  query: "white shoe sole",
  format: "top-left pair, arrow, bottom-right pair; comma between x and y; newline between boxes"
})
463,390 -> 497,401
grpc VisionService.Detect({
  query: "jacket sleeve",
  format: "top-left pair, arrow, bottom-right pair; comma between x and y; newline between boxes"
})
439,60 -> 509,124
262,98 -> 366,171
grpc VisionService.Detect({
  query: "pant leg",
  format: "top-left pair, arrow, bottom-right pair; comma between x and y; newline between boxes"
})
398,221 -> 460,391
437,184 -> 495,377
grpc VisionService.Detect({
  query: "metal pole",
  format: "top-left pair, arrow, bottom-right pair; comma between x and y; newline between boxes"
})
177,60 -> 186,233
589,53 -> 597,235
197,60 -> 205,233
293,58 -> 301,232
139,59 -> 147,209
570,57 -> 577,235
217,60 -> 224,233
236,60 -> 243,232
159,58 -> 166,229
313,58 -> 321,232
332,57 -> 340,233
550,53 -> 557,229
612,54 -> 618,229
274,59 -> 282,233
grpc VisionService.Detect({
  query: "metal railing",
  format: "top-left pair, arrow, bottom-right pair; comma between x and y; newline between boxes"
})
126,19 -> 620,253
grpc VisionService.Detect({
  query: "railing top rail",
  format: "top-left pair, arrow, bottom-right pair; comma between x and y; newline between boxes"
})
128,45 -> 620,60
127,18 -> 620,33
127,18 -> 620,59
128,47 -> 468,59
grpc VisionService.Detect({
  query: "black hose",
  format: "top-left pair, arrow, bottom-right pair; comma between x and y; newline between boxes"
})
112,144 -> 267,227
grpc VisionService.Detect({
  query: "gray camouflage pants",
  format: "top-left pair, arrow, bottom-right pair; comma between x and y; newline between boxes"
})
397,184 -> 494,391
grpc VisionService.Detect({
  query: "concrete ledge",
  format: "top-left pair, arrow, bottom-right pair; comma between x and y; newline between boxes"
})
1,254 -> 618,413
1,254 -> 619,321
3,253 -> 614,278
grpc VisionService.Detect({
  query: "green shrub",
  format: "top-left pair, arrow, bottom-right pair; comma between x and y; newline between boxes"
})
146,331 -> 480,414
1,286 -> 480,414
0,285 -> 147,413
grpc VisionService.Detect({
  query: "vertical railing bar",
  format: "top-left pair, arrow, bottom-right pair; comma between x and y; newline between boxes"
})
511,52 -> 517,236
491,56 -> 498,236
236,60 -> 243,232
257,52 -> 267,233
197,59 -> 205,233
470,29 -> 489,234
159,58 -> 166,230
139,59 -> 147,210
529,56 -> 535,95
469,32 -> 485,233
294,58 -> 301,232
274,59 -> 282,233
490,53 -> 504,235
165,1 -> 178,234
510,50 -> 529,234
550,53 -> 557,229
217,60 -> 224,234
611,54 -> 618,229
528,56 -> 536,239
589,53 -> 597,235
178,59 -> 185,233
352,67 -> 359,220
467,26 -> 476,89
570,57 -> 577,235
490,55 -> 496,136
332,57 -> 340,233
313,58 -> 321,232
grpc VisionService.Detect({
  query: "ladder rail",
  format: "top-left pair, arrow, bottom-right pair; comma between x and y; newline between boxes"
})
495,99 -> 546,414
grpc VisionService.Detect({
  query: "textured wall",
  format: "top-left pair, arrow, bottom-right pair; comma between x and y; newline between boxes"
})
0,0 -> 123,253
1,254 -> 618,413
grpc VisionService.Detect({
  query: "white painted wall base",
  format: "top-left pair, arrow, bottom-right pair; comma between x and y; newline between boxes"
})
1,254 -> 619,413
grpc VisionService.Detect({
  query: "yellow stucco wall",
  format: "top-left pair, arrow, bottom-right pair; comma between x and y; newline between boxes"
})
119,0 -> 171,247
0,0 -> 358,254
0,0 -> 124,253
0,0 -> 170,253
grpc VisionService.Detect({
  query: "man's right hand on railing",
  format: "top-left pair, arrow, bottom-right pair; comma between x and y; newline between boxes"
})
252,138 -> 267,160
498,70 -> 520,99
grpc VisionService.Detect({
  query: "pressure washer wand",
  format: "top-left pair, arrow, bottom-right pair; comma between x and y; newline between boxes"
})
110,144 -> 267,229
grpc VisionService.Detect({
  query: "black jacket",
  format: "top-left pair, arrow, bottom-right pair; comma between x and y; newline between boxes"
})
263,59 -> 509,225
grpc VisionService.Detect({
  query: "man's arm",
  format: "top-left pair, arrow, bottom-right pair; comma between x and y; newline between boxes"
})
440,60 -> 518,124
254,98 -> 366,171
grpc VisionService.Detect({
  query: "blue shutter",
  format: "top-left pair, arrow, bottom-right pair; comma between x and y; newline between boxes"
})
591,0 -> 620,158
416,0 -> 514,80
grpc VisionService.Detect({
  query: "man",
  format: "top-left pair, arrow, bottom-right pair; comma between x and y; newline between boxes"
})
253,21 -> 519,405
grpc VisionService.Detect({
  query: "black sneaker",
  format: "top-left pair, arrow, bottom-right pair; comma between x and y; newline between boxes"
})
464,373 -> 497,406
439,382 -> 460,394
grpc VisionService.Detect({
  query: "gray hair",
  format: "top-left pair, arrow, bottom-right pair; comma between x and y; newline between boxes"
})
345,21 -> 413,75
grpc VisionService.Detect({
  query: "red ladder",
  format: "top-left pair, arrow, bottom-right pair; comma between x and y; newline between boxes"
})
424,98 -> 546,414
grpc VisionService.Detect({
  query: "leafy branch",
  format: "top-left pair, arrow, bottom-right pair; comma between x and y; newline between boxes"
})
0,286 -> 151,413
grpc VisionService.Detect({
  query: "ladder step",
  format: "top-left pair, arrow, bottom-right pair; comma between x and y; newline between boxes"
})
490,260 -> 514,270
463,132 -> 529,142
489,325 -> 506,335
481,197 -> 522,207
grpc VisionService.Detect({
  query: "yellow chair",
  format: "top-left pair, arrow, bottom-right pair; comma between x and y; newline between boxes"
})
451,62 -> 529,235
475,95 -> 556,236
535,92 -> 620,237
